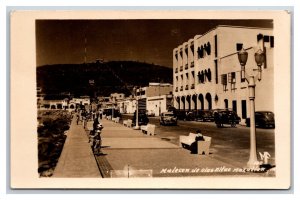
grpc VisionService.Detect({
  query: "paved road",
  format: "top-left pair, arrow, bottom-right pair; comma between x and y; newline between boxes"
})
121,114 -> 275,167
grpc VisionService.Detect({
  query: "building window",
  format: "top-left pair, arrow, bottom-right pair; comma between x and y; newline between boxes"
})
207,68 -> 212,82
224,99 -> 228,109
181,75 -> 183,80
241,100 -> 247,119
236,43 -> 243,51
221,74 -> 227,91
270,36 -> 274,48
214,60 -> 218,84
206,42 -> 211,55
221,74 -> 227,85
263,35 -> 270,42
228,72 -> 236,83
232,100 -> 237,113
198,71 -> 205,84
186,73 -> 189,79
257,33 -> 264,42
176,76 -> 178,81
214,35 -> 218,57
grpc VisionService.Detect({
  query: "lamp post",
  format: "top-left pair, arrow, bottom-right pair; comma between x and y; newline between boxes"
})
159,82 -> 161,116
133,86 -> 140,130
238,47 -> 265,169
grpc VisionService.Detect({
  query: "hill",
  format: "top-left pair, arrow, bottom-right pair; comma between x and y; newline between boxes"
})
37,61 -> 173,97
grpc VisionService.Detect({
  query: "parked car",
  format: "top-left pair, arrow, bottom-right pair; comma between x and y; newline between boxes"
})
246,111 -> 275,128
185,111 -> 196,121
132,112 -> 149,126
175,110 -> 187,120
160,112 -> 177,126
214,109 -> 241,128
195,110 -> 215,122
146,110 -> 155,117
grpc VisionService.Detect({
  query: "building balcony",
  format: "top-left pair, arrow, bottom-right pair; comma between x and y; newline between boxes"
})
191,84 -> 195,89
175,87 -> 178,92
180,86 -> 183,91
180,66 -> 183,71
185,64 -> 188,70
191,61 -> 194,68
175,68 -> 178,73
185,85 -> 189,90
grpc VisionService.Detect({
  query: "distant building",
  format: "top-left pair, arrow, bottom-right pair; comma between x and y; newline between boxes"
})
73,96 -> 90,107
173,25 -> 274,124
117,97 -> 137,114
135,83 -> 173,115
39,95 -> 70,110
110,93 -> 125,103
147,94 -> 173,116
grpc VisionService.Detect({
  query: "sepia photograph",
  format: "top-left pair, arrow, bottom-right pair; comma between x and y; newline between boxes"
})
10,10 -> 291,189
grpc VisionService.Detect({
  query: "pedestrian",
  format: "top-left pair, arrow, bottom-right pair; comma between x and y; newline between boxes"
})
190,130 -> 205,154
93,114 -> 101,130
93,124 -> 103,155
76,113 -> 80,125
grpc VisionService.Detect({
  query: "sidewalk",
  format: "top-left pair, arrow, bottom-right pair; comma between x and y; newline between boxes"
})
96,119 -> 271,178
53,116 -> 101,178
53,116 -> 275,178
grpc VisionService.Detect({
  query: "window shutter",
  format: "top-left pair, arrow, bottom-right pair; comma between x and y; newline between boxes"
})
221,74 -> 227,85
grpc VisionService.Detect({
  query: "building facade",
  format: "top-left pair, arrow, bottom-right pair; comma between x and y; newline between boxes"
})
136,83 -> 173,115
173,25 -> 274,124
117,97 -> 137,114
147,94 -> 173,116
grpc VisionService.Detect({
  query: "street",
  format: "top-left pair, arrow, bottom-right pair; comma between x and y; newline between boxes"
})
121,114 -> 275,168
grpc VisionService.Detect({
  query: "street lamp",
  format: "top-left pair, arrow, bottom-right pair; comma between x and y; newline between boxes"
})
133,86 -> 140,130
238,47 -> 265,169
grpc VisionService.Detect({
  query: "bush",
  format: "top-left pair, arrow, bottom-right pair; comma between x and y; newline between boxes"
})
37,110 -> 72,177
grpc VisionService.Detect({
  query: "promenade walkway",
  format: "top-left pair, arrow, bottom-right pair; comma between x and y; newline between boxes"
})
53,116 -> 275,178
53,116 -> 101,178
96,119 -> 246,178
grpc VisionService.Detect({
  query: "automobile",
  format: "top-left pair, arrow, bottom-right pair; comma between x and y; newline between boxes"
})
174,110 -> 187,120
246,111 -> 275,128
132,111 -> 149,126
213,109 -> 241,128
195,110 -> 215,122
146,110 -> 155,117
185,111 -> 196,121
160,112 -> 177,126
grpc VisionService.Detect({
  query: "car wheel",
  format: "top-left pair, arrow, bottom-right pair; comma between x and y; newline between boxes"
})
231,121 -> 236,127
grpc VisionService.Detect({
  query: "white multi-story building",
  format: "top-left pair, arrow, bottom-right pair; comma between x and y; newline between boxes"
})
173,25 -> 274,124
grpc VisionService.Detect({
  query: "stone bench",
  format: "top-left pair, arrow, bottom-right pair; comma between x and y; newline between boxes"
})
179,133 -> 212,155
106,115 -> 112,120
140,124 -> 156,136
112,117 -> 120,123
123,119 -> 133,128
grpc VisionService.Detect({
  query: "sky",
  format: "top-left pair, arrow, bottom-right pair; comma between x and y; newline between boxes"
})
36,19 -> 273,67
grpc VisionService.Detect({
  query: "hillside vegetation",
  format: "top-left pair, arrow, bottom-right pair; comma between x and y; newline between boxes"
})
37,61 -> 173,97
